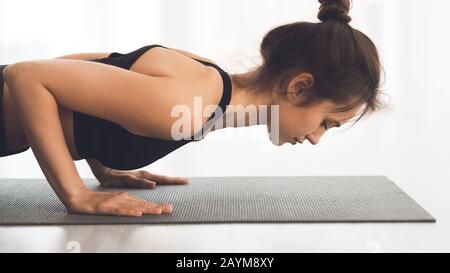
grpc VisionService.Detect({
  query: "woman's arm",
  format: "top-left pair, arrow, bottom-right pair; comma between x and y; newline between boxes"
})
53,53 -> 190,189
53,52 -> 111,60
2,52 -> 214,216
53,48 -> 217,64
2,65 -> 85,203
1,60 -> 198,216
53,53 -> 123,183
53,54 -> 118,184
53,53 -> 119,181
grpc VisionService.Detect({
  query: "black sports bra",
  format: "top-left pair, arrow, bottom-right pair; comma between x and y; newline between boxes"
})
73,44 -> 232,170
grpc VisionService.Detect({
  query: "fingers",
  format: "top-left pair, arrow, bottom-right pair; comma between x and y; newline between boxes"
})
123,174 -> 156,189
101,170 -> 189,189
97,201 -> 144,217
68,189 -> 174,217
112,207 -> 143,217
120,192 -> 173,215
99,177 -> 127,188
125,194 -> 173,214
104,174 -> 156,189
139,171 -> 190,185
134,200 -> 172,213
94,192 -> 174,217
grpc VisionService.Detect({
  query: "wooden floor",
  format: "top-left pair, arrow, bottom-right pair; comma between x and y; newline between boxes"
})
0,221 -> 446,252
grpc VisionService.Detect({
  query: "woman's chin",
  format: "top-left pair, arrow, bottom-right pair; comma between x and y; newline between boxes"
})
266,129 -> 291,146
269,136 -> 289,146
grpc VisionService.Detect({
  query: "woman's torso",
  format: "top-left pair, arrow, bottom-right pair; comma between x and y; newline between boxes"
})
1,45 -> 230,169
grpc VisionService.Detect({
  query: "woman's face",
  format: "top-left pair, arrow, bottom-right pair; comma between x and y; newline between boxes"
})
268,73 -> 364,146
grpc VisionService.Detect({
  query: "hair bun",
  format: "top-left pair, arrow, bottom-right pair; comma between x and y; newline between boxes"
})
318,0 -> 352,24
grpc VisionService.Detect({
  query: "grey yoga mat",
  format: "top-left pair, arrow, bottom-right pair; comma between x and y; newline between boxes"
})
0,176 -> 435,225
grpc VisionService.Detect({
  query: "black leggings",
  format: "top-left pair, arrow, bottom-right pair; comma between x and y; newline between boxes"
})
0,64 -> 31,157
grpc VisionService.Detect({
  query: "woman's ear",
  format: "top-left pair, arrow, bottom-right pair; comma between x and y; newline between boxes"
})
286,73 -> 314,104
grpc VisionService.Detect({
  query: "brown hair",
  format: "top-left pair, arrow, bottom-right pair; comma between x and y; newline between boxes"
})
231,0 -> 385,125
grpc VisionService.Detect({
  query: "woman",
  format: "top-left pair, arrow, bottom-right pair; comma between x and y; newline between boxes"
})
0,0 -> 383,217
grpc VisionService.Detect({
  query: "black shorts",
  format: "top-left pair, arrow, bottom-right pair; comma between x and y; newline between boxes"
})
0,64 -> 31,157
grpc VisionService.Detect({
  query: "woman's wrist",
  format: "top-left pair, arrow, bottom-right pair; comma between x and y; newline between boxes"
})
86,159 -> 112,180
65,186 -> 92,210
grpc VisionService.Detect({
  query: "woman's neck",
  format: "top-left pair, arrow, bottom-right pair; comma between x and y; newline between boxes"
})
213,70 -> 274,131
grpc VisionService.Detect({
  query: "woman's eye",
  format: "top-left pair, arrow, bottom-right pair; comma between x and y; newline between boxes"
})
321,121 -> 328,130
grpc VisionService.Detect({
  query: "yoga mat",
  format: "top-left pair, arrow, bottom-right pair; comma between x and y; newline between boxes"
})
0,176 -> 435,225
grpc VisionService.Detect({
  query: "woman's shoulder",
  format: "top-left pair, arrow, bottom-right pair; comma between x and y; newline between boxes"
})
132,45 -> 219,80
164,46 -> 218,66
127,45 -> 224,138
140,45 -> 224,107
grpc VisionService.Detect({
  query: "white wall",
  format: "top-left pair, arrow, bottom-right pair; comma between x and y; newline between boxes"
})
1,0 -> 449,212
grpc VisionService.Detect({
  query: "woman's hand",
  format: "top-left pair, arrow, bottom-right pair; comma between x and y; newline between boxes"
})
98,169 -> 190,189
67,187 -> 173,217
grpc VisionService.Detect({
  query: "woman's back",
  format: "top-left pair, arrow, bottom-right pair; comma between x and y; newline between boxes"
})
0,45 -> 232,170
72,45 -> 232,170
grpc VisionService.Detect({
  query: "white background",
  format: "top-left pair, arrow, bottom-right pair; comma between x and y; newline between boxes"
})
1,0 -> 449,252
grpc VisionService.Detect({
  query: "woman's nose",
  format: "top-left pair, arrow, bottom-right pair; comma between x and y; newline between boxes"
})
306,135 -> 319,145
307,130 -> 325,145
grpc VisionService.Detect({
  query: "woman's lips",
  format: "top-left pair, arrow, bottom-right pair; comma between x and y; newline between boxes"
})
287,137 -> 304,145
